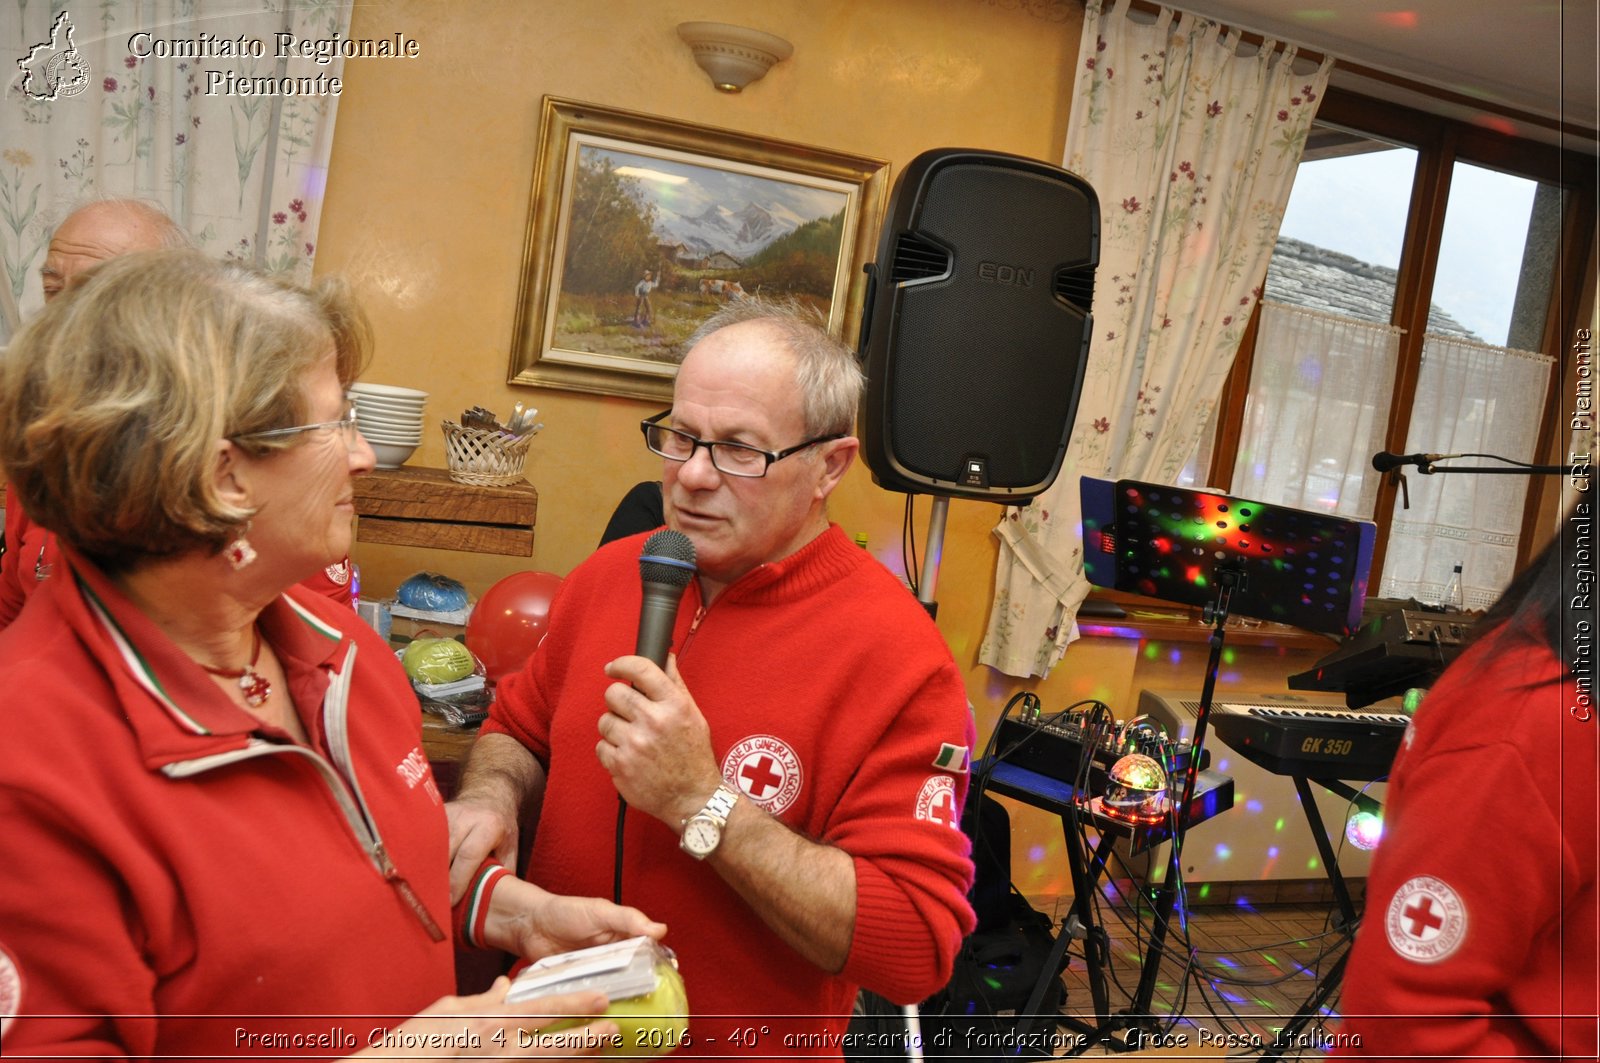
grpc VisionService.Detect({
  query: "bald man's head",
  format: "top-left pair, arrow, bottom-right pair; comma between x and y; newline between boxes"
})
42,200 -> 189,301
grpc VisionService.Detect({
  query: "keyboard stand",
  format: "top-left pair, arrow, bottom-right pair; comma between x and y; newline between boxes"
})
1262,776 -> 1381,1059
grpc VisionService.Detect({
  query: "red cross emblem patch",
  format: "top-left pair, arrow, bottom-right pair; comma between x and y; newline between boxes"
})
1384,874 -> 1467,963
915,775 -> 961,830
723,735 -> 803,815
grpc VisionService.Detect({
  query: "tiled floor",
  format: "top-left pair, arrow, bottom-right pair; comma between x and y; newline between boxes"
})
1037,882 -> 1358,1057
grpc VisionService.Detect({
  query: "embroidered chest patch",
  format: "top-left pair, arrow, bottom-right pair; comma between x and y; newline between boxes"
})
722,735 -> 803,814
395,746 -> 442,806
1384,874 -> 1468,963
915,774 -> 961,830
325,559 -> 352,586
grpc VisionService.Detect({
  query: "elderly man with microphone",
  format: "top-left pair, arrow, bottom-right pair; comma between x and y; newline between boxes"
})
447,298 -> 976,1053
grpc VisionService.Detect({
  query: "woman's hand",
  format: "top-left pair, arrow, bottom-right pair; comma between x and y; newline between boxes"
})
356,977 -> 616,1059
484,876 -> 667,963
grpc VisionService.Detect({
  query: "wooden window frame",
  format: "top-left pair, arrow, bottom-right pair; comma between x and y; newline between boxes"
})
1086,88 -> 1596,636
1205,88 -> 1597,583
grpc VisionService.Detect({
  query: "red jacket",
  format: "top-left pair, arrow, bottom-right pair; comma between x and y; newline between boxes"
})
0,484 -> 355,631
484,524 -> 976,1055
0,546 -> 453,1058
1338,629 -> 1598,1057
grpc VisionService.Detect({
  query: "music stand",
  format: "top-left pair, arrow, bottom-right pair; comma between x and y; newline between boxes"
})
1079,477 -> 1376,1020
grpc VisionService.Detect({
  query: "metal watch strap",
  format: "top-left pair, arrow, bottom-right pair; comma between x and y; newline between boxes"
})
700,783 -> 739,826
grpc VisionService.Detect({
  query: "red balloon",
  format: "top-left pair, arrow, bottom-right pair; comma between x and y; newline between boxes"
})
466,571 -> 564,683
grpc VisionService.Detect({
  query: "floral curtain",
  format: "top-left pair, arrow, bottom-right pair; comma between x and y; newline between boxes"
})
0,0 -> 351,341
979,0 -> 1331,677
1378,334 -> 1553,611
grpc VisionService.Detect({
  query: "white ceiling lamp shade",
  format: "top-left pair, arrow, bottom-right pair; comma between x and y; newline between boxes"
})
676,21 -> 793,93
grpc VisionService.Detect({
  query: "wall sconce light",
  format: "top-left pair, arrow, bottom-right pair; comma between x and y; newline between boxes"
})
677,21 -> 793,93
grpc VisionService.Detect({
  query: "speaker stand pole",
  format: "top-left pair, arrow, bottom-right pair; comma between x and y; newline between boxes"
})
917,496 -> 950,619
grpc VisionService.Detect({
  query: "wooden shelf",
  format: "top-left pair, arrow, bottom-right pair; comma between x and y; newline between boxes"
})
354,466 -> 538,556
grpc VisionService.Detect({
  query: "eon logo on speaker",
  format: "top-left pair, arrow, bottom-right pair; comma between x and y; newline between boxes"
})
976,261 -> 1034,287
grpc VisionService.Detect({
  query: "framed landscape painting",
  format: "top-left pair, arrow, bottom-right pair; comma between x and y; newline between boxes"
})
509,97 -> 889,401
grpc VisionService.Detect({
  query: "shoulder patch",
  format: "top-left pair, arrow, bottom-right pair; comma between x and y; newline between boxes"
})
932,742 -> 970,773
1384,874 -> 1468,963
914,774 -> 961,830
0,942 -> 22,1037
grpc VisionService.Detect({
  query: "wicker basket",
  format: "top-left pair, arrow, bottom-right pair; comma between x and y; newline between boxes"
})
442,420 -> 534,486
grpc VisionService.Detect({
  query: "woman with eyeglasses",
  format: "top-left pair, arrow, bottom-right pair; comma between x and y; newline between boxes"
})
0,250 -> 663,1059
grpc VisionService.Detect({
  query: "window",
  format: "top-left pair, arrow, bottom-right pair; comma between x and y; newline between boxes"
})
1193,89 -> 1596,609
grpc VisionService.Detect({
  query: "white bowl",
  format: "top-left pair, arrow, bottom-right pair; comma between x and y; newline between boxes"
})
354,409 -> 425,429
369,441 -> 418,468
351,381 -> 429,400
360,428 -> 424,444
352,393 -> 427,412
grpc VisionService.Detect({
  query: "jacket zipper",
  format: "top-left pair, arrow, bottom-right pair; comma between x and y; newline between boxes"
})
162,643 -> 445,942
681,604 -> 708,655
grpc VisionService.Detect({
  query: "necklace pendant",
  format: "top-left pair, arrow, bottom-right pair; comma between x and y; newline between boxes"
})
239,670 -> 272,707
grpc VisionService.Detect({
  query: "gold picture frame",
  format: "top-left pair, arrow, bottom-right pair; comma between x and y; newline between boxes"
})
509,97 -> 889,401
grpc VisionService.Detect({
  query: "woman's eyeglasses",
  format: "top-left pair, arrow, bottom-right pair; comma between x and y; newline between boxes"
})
233,406 -> 361,448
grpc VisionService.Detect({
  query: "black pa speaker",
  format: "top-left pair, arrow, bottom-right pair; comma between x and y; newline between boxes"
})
858,149 -> 1099,503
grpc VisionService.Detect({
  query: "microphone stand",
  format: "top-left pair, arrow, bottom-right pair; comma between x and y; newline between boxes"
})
1410,459 -> 1568,475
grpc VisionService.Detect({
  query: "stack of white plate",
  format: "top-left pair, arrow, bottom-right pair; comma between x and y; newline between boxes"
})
349,381 -> 427,469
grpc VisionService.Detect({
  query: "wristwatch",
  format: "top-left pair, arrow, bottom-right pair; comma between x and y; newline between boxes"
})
680,783 -> 740,860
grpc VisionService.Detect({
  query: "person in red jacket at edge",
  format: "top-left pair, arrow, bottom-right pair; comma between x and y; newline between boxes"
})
445,296 -> 978,1057
1336,477 -> 1597,1059
0,198 -> 356,630
0,251 -> 666,1058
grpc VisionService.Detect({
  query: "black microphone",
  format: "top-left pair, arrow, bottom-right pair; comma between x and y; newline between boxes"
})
636,529 -> 697,666
1372,451 -> 1452,472
617,530 -> 697,905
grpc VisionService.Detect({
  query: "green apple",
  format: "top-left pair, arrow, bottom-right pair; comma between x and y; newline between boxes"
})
545,961 -> 689,1056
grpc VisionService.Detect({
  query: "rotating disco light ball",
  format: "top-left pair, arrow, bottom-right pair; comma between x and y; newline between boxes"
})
1345,809 -> 1384,851
1098,752 -> 1169,823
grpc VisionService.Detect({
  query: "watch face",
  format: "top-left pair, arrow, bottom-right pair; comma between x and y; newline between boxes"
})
683,818 -> 721,856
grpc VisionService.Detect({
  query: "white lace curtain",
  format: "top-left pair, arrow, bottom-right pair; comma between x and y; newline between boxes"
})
979,0 -> 1332,677
1379,334 -> 1553,610
1230,301 -> 1404,518
0,1 -> 351,341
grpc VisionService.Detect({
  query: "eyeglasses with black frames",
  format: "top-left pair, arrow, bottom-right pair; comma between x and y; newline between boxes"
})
640,409 -> 843,479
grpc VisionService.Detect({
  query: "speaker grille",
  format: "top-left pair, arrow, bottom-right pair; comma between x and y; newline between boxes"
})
1054,264 -> 1096,311
889,233 -> 951,283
